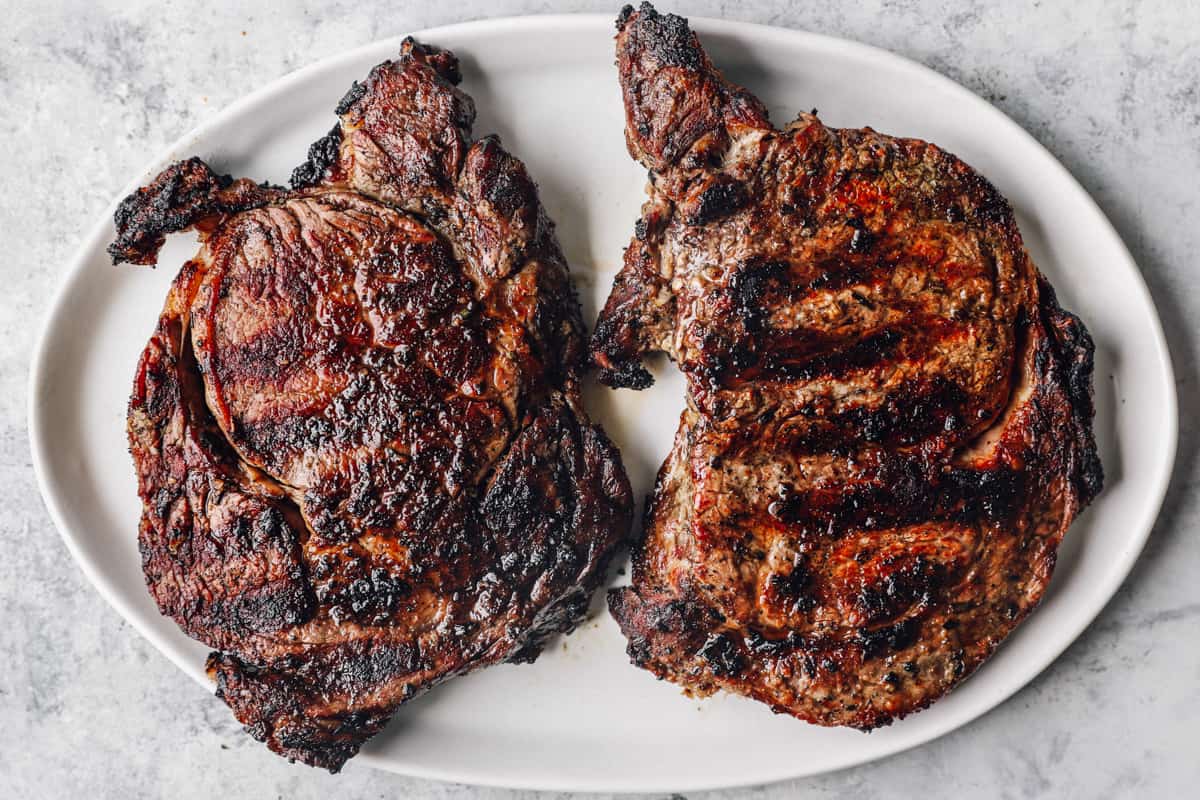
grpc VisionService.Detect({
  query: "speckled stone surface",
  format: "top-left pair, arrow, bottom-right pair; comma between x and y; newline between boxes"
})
2,1 -> 1197,796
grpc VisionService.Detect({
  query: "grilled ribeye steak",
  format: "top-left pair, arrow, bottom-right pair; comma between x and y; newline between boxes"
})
113,39 -> 632,771
594,4 -> 1101,729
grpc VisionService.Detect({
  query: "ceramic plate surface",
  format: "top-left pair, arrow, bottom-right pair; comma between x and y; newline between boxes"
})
29,13 -> 1177,793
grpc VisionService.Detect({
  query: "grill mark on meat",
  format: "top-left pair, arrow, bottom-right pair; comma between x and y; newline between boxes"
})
117,38 -> 632,771
763,459 -> 1025,532
678,215 -> 1010,410
597,4 -> 1100,731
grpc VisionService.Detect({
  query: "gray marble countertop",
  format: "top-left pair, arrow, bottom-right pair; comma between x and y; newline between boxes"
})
3,1 -> 1196,797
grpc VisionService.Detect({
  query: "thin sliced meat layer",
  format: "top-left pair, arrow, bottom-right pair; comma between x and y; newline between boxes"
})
595,4 -> 1100,729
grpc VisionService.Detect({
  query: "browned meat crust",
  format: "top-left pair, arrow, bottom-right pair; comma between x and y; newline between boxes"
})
595,4 -> 1101,729
117,38 -> 632,771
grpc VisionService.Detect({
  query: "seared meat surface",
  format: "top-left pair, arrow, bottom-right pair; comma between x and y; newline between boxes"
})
595,4 -> 1101,729
115,40 -> 632,771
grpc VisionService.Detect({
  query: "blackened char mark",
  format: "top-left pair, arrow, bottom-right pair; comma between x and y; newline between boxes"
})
621,3 -> 704,68
633,217 -> 650,240
856,617 -> 921,660
845,377 -> 968,447
767,454 -> 1025,532
764,555 -> 817,614
854,556 -> 938,623
958,166 -> 1015,227
504,586 -> 592,665
197,511 -> 316,634
904,141 -> 1017,229
700,326 -> 915,401
311,560 -> 413,626
941,466 -> 1023,522
290,125 -> 343,189
616,4 -> 636,29
590,276 -> 659,389
767,328 -> 904,382
698,632 -> 747,677
335,80 -> 367,115
109,157 -> 280,265
729,259 -> 788,333
686,178 -> 750,226
598,359 -> 655,390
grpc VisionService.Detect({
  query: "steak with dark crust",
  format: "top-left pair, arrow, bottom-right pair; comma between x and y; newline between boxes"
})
115,38 -> 632,771
595,4 -> 1101,729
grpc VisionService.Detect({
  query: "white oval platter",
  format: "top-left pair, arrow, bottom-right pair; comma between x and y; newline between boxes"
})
29,13 -> 1176,793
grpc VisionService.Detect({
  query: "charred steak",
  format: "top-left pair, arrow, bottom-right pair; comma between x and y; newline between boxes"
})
113,39 -> 632,770
594,4 -> 1102,729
